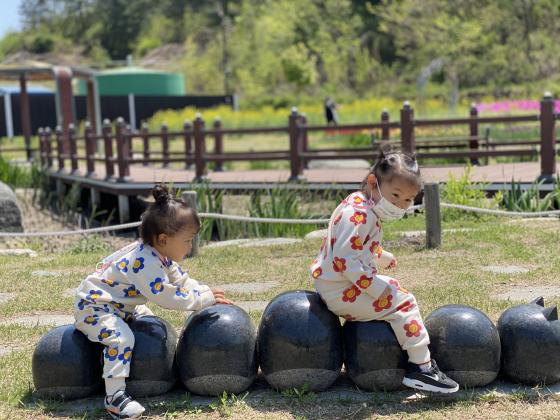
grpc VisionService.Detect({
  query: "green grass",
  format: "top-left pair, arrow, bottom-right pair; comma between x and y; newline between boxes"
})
1,216 -> 559,418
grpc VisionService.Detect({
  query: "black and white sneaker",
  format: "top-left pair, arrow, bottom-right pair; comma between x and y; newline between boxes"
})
104,390 -> 145,419
402,360 -> 459,394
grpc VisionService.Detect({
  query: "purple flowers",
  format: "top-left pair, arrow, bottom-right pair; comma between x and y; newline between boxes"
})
476,100 -> 560,114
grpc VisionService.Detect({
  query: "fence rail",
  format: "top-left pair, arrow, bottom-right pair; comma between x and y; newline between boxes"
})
28,93 -> 559,183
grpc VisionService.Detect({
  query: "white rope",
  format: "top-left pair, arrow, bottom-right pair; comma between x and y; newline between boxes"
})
0,203 -> 557,238
438,203 -> 560,217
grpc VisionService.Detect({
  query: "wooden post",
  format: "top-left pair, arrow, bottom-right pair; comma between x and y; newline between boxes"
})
38,128 -> 45,167
381,109 -> 390,141
483,127 -> 491,166
538,92 -> 556,183
469,104 -> 480,165
181,191 -> 199,257
19,73 -> 32,161
289,107 -> 305,181
115,117 -> 131,182
183,120 -> 192,169
85,122 -> 95,177
125,124 -> 133,159
68,123 -> 78,174
380,109 -> 390,152
424,183 -> 441,249
141,122 -> 150,166
55,125 -> 65,172
85,78 -> 98,141
300,113 -> 309,169
102,119 -> 115,180
45,127 -> 53,168
161,123 -> 170,167
400,101 -> 415,154
213,117 -> 224,172
193,113 -> 207,182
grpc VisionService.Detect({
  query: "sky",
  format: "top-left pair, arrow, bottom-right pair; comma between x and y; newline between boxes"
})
0,0 -> 23,38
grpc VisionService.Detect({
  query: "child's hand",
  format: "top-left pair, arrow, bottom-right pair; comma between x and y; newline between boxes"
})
386,257 -> 397,269
211,288 -> 234,305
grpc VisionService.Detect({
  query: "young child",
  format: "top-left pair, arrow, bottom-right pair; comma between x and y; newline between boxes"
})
310,152 -> 459,394
74,184 -> 233,419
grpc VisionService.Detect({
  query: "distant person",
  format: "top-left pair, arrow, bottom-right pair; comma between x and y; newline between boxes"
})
325,97 -> 339,126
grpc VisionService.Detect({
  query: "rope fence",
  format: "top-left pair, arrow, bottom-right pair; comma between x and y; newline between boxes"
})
0,200 -> 557,239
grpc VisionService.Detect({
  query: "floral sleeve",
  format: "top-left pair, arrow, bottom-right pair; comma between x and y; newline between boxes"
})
130,253 -> 215,311
330,204 -> 385,299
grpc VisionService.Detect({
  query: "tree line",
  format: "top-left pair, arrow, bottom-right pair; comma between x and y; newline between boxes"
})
2,0 -> 560,103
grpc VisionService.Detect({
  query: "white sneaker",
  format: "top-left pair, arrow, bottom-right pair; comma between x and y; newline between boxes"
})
104,390 -> 145,419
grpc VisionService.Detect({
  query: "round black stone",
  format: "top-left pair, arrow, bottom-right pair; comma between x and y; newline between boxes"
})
177,304 -> 257,396
32,324 -> 103,400
425,305 -> 501,387
126,315 -> 178,397
498,301 -> 560,385
343,320 -> 407,391
257,290 -> 343,391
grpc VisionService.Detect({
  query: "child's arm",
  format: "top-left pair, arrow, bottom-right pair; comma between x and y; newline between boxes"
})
131,256 -> 216,311
377,249 -> 397,269
331,205 -> 386,299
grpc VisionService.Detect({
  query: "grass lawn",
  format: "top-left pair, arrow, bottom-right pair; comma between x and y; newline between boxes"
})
0,215 -> 559,418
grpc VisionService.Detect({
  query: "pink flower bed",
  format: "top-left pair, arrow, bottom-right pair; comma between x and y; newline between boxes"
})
476,100 -> 560,114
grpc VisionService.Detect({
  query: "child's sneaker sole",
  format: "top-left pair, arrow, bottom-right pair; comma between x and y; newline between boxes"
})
402,377 -> 459,394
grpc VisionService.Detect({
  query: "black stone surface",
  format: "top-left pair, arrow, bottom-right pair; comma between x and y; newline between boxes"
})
498,299 -> 560,385
257,290 -> 343,391
343,320 -> 407,391
32,324 -> 103,400
126,315 -> 178,397
177,304 -> 257,396
425,305 -> 501,387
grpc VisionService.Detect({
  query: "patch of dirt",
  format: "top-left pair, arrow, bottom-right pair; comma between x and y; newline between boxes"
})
0,312 -> 74,328
0,190 -> 132,253
493,285 -> 560,303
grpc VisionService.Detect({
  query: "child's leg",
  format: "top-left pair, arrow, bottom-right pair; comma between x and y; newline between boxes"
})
374,279 -> 430,365
133,304 -> 154,319
75,308 -> 135,394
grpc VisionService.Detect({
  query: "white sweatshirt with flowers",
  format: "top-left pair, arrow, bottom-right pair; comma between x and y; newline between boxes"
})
75,241 -> 215,315
310,191 -> 394,302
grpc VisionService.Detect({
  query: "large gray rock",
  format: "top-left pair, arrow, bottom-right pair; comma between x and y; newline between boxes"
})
0,182 -> 23,232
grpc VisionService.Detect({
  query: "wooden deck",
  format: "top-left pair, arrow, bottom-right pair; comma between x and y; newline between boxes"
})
53,160 -> 558,189
47,160 -> 558,223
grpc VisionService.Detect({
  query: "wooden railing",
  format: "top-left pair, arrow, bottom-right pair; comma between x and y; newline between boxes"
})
36,93 -> 558,183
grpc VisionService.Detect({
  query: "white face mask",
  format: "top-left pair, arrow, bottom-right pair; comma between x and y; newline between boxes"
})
371,181 -> 409,221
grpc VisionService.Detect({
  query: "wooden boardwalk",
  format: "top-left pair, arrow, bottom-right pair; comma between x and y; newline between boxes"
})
72,160 -> 556,186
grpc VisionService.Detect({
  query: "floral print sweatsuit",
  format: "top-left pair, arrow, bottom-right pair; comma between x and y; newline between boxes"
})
74,241 -> 215,381
310,191 -> 430,365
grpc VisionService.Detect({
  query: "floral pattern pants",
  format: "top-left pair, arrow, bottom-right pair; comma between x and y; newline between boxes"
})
315,274 -> 430,364
74,304 -> 153,379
